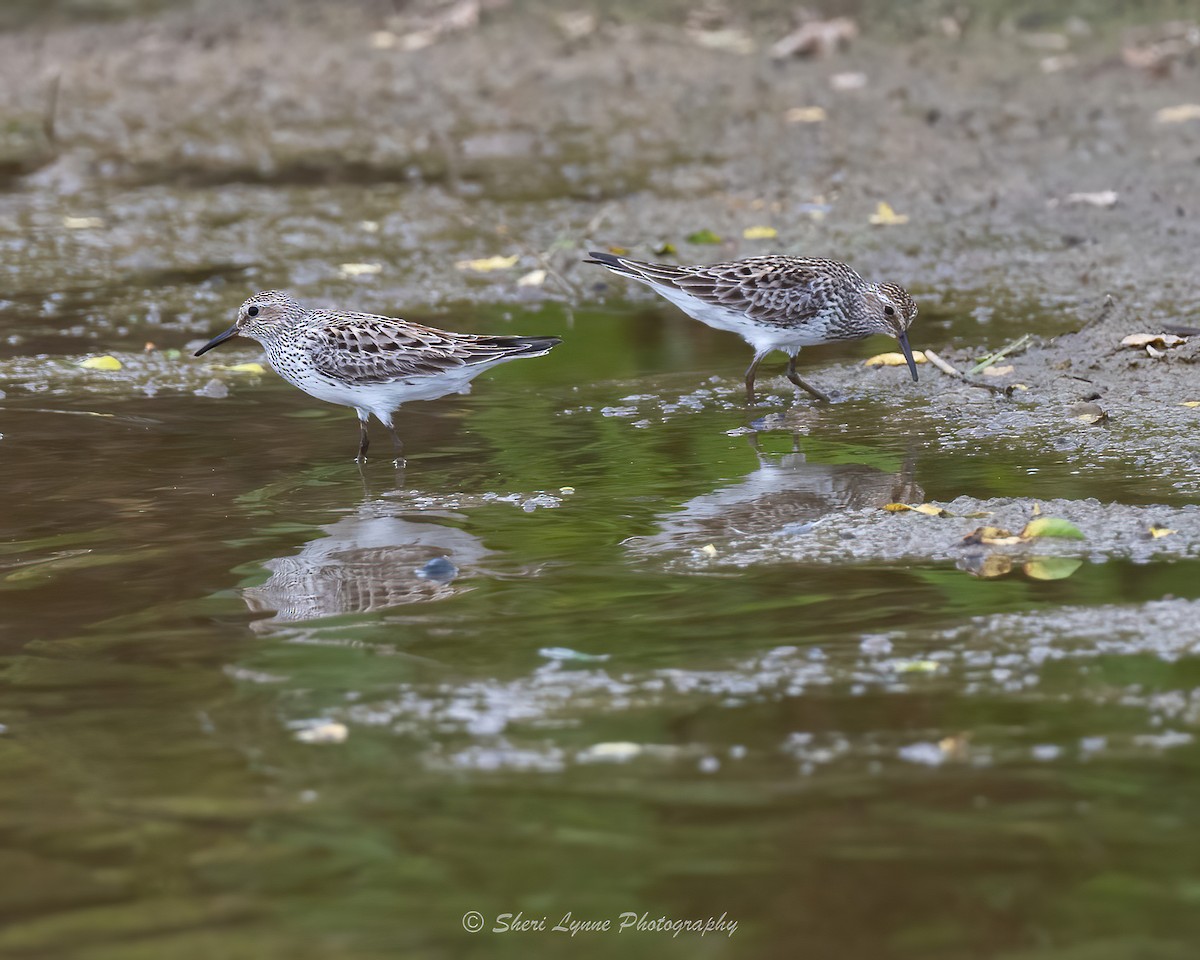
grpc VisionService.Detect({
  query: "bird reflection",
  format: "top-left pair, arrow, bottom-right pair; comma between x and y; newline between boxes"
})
243,500 -> 491,630
633,435 -> 922,554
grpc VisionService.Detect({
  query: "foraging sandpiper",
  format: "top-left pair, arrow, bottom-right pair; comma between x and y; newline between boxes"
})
585,252 -> 918,403
195,290 -> 561,461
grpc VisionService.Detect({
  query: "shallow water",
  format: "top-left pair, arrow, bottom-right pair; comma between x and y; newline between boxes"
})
3,284 -> 1200,959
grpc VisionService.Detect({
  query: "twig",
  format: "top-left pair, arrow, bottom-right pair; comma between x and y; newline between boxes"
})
967,333 -> 1031,375
924,350 -> 1011,395
42,73 -> 61,144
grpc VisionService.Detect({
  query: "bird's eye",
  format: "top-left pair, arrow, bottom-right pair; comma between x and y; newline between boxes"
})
247,306 -> 260,317
883,305 -> 896,317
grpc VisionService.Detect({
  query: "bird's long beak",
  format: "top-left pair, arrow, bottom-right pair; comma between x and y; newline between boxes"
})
194,324 -> 240,357
896,331 -> 919,382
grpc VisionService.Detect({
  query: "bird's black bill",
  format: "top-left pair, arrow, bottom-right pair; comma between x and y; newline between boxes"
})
194,325 -> 239,357
897,331 -> 919,382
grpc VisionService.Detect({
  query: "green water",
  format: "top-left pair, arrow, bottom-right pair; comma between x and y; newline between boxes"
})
3,299 -> 1200,959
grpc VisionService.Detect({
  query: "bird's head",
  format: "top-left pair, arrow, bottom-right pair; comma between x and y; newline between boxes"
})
194,290 -> 304,355
864,282 -> 919,381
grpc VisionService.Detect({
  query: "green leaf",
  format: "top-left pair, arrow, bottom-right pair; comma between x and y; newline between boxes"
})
685,229 -> 722,245
1023,557 -> 1084,581
1021,516 -> 1085,540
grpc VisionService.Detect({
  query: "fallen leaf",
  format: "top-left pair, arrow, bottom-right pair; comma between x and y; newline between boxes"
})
982,364 -> 1015,377
1156,104 -> 1200,124
1120,333 -> 1186,349
829,71 -> 868,90
1149,524 -> 1176,539
539,647 -> 610,662
79,355 -> 123,371
1023,557 -> 1083,581
607,245 -> 629,255
865,350 -> 927,367
63,216 -> 104,229
884,502 -> 948,517
554,10 -> 596,41
1031,503 -> 1042,516
1021,516 -> 1085,540
938,734 -> 971,760
894,659 -> 940,673
1041,54 -> 1078,73
771,17 -> 858,59
339,262 -> 382,277
700,543 -> 719,558
869,202 -> 909,226
784,106 -> 827,124
962,526 -> 1022,546
220,362 -> 266,374
517,269 -> 546,287
688,27 -> 755,55
1065,190 -> 1118,208
1069,401 -> 1107,424
295,722 -> 348,744
578,742 -> 643,762
742,225 -> 778,240
686,229 -> 722,245
454,254 -> 519,272
653,242 -> 676,255
1181,401 -> 1200,408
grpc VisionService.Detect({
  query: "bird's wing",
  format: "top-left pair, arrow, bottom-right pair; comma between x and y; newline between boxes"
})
602,255 -> 849,325
304,312 -> 518,385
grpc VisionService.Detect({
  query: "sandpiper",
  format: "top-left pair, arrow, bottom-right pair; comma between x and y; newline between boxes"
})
585,252 -> 918,403
195,290 -> 561,461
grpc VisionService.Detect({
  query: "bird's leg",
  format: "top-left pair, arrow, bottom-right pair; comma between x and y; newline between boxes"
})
355,418 -> 370,463
744,350 -> 769,405
386,425 -> 405,467
785,355 -> 832,403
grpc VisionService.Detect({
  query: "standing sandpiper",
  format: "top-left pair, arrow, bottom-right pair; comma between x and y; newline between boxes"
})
585,252 -> 918,403
195,291 -> 561,461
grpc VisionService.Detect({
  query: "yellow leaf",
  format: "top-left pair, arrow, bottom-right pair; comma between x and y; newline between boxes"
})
1181,401 -> 1200,408
79,355 -> 123,371
700,543 -> 718,557
865,351 -> 927,367
454,255 -> 520,273
338,262 -> 382,277
607,245 -> 629,255
962,526 -> 1021,546
784,106 -> 827,124
517,269 -> 547,287
869,202 -> 909,226
1149,524 -> 1176,539
742,225 -> 778,240
1155,104 -> 1200,124
63,216 -> 104,229
894,660 -> 940,673
221,362 -> 266,374
884,502 -> 948,517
